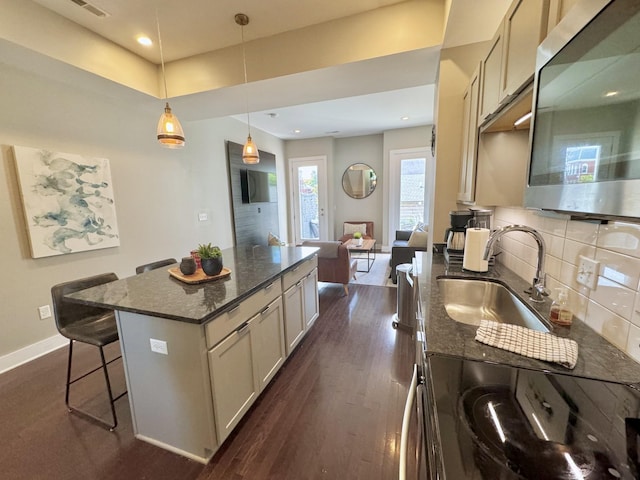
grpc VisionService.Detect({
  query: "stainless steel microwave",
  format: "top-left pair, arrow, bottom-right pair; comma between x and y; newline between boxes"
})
524,0 -> 640,220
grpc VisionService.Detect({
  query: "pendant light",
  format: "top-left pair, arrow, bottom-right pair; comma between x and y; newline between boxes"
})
236,13 -> 259,164
155,9 -> 185,148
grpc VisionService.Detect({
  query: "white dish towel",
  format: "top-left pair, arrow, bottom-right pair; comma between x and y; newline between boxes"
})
475,320 -> 579,369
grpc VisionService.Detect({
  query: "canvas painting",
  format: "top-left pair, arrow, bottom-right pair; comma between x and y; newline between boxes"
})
13,145 -> 120,258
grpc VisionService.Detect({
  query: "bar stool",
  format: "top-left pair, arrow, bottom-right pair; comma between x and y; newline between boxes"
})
135,258 -> 177,274
51,273 -> 127,431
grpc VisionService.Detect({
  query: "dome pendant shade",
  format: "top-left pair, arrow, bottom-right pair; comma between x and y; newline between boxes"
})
242,135 -> 260,164
157,102 -> 185,149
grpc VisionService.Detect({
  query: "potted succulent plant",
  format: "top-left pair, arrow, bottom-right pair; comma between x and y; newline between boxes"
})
197,243 -> 223,276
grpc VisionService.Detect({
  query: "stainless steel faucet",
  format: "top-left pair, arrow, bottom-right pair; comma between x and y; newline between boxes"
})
483,224 -> 548,302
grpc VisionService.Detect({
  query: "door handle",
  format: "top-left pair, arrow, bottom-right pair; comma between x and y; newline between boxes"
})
236,322 -> 250,336
399,364 -> 418,480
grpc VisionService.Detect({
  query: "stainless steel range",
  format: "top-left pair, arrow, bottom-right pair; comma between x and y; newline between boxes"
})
420,354 -> 640,479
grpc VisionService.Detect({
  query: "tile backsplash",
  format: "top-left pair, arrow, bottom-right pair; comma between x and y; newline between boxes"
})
493,207 -> 640,364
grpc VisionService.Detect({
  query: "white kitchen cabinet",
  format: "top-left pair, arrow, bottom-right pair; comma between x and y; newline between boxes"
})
208,319 -> 258,445
547,0 -> 579,32
458,64 -> 481,204
283,281 -> 305,355
281,256 -> 318,355
499,0 -> 550,102
252,297 -> 286,391
478,26 -> 504,124
208,296 -> 286,444
303,268 -> 319,329
206,282 -> 287,445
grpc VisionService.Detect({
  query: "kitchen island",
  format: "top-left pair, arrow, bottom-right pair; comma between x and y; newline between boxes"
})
66,245 -> 319,463
417,250 -> 640,385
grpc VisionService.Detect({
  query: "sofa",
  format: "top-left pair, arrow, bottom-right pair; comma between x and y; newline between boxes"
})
338,221 -> 374,243
389,229 -> 429,283
302,240 -> 358,295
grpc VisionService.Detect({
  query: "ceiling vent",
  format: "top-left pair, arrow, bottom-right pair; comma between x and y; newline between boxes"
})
69,0 -> 110,17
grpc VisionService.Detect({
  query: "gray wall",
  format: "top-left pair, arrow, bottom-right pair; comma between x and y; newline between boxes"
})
334,135 -> 384,241
0,62 -> 284,361
284,127 -> 430,247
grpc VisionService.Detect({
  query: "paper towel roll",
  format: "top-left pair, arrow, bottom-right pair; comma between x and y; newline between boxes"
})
463,228 -> 490,272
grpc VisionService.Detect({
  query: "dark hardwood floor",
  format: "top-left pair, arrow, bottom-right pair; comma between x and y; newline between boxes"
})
1,284 -> 414,480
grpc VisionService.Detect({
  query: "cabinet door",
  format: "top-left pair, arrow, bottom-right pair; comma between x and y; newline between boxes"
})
303,268 -> 319,329
283,282 -> 305,355
458,65 -> 481,203
252,297 -> 286,391
479,25 -> 503,123
500,0 -> 550,101
547,0 -> 579,32
208,321 -> 258,444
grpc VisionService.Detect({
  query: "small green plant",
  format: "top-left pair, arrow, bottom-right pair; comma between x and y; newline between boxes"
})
197,243 -> 222,259
353,231 -> 362,239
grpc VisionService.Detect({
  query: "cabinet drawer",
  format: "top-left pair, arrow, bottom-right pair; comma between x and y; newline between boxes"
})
205,281 -> 282,348
281,256 -> 317,291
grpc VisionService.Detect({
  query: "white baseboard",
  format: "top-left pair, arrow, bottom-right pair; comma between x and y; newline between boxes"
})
0,334 -> 68,375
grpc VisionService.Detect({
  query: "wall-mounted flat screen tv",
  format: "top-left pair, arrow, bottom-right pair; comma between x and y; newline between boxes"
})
240,169 -> 277,203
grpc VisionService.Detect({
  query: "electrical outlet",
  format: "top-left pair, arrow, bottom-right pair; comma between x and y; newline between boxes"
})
150,338 -> 168,355
576,255 -> 600,290
38,305 -> 52,320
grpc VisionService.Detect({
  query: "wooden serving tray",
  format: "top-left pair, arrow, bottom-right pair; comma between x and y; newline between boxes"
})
168,266 -> 231,284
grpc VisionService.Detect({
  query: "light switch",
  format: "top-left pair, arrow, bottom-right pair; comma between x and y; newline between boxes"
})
150,338 -> 168,355
198,212 -> 208,222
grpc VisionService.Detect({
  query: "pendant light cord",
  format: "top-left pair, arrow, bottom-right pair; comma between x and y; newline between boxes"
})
240,23 -> 252,137
156,8 -> 169,101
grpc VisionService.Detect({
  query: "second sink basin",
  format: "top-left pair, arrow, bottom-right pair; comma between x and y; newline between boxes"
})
437,277 -> 549,332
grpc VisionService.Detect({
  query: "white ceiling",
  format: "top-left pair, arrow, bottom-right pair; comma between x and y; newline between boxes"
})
26,0 -> 510,140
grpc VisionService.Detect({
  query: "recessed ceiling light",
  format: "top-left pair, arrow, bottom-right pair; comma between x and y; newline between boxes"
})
293,129 -> 301,134
604,91 -> 619,97
266,112 -> 278,118
326,130 -> 340,135
401,116 -> 410,121
136,35 -> 153,47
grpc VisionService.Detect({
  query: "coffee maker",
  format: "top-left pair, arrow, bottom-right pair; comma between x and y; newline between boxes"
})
444,210 -> 473,253
444,209 -> 493,265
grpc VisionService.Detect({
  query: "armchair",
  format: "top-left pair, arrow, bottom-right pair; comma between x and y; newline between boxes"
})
338,221 -> 374,243
302,240 -> 357,295
389,229 -> 429,283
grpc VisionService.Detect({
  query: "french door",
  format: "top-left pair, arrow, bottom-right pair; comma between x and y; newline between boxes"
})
388,147 -> 432,242
289,156 -> 328,245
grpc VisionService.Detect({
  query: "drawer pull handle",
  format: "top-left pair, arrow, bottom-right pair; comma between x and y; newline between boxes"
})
260,305 -> 271,315
264,283 -> 274,291
228,305 -> 241,315
236,322 -> 250,336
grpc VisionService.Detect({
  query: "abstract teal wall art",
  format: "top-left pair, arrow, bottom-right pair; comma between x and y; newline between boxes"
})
13,145 -> 120,258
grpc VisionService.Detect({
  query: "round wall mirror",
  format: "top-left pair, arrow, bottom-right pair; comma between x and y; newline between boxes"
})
342,163 -> 377,199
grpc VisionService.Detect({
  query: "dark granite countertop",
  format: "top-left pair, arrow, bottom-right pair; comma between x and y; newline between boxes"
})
417,251 -> 640,385
66,245 -> 318,325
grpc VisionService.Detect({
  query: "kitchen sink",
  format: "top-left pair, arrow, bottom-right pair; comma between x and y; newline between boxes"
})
437,277 -> 549,332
